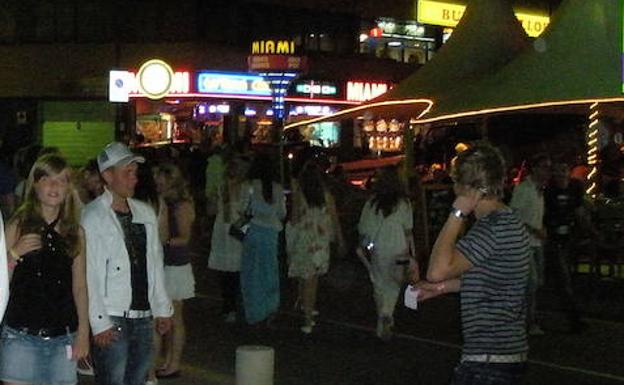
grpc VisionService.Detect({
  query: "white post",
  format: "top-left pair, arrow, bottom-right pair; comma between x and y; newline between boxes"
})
235,345 -> 275,385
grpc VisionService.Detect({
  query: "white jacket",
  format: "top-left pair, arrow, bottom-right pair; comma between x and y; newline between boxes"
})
0,213 -> 9,322
81,189 -> 173,335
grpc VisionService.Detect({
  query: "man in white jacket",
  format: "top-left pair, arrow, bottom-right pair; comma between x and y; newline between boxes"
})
82,142 -> 172,385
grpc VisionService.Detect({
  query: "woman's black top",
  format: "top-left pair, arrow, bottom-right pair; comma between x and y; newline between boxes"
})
5,218 -> 78,332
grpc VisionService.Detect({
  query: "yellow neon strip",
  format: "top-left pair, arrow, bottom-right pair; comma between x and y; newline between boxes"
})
587,138 -> 598,146
588,130 -> 598,138
284,99 -> 434,129
587,167 -> 598,179
590,102 -> 599,109
589,120 -> 600,129
589,111 -> 599,120
414,97 -> 624,124
587,154 -> 598,161
588,147 -> 598,155
586,183 -> 597,194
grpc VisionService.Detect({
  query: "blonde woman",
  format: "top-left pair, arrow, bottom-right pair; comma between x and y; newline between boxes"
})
208,157 -> 249,322
1,154 -> 89,385
286,164 -> 333,334
154,163 -> 195,379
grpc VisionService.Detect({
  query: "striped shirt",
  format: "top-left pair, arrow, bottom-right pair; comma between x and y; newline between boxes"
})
456,208 -> 530,356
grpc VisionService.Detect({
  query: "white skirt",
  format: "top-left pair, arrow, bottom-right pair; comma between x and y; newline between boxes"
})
164,263 -> 196,300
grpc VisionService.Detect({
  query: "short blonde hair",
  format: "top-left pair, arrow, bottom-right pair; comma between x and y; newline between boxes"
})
451,142 -> 506,198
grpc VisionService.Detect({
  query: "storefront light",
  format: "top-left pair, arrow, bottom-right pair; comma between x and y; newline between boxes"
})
359,34 -> 369,42
244,108 -> 257,117
388,41 -> 402,47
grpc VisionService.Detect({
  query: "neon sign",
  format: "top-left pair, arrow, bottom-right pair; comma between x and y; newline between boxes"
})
132,60 -> 191,99
197,72 -> 271,96
346,81 -> 389,102
293,81 -> 338,98
251,40 -> 296,55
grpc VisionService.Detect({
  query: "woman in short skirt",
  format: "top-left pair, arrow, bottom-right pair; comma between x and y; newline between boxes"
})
154,163 -> 195,378
1,153 -> 89,385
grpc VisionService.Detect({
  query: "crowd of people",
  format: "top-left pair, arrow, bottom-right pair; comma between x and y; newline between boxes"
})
0,139 -> 604,385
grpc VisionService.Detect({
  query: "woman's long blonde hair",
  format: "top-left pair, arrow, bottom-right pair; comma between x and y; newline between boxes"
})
10,154 -> 82,258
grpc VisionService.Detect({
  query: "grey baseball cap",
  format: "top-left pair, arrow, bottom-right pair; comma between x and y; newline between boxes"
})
97,142 -> 145,173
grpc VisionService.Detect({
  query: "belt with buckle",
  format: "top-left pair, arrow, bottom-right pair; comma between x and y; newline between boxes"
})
15,326 -> 69,338
111,309 -> 152,319
461,353 -> 527,364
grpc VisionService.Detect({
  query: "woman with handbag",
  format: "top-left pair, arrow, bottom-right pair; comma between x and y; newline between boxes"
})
208,157 -> 250,322
357,166 -> 415,341
153,163 -> 196,379
240,154 -> 286,325
286,163 -> 333,334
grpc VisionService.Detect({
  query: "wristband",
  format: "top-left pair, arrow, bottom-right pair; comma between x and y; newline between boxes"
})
450,207 -> 468,220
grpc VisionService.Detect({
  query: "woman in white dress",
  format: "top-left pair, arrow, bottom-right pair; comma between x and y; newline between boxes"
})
286,163 -> 333,334
208,157 -> 249,322
357,166 -> 415,340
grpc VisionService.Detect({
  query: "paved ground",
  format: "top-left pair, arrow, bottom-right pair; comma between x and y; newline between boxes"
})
80,256 -> 624,385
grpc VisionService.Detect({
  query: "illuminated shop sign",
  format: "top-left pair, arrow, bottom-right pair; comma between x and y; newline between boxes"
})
292,81 -> 338,98
416,0 -> 550,37
251,40 -> 296,55
290,105 -> 336,117
346,81 -> 389,102
197,72 -> 271,96
110,59 -> 191,100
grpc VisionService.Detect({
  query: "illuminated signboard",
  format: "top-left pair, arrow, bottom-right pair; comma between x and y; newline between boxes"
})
110,66 -> 190,101
251,40 -> 296,55
417,0 -> 550,37
292,80 -> 338,98
134,60 -> 191,99
346,81 -> 389,102
197,72 -> 271,96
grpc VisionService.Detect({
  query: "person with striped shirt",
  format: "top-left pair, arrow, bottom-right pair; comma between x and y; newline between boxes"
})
412,143 -> 531,385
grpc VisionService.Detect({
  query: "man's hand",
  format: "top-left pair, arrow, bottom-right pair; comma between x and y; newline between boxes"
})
93,328 -> 118,348
72,332 -> 90,360
155,317 -> 173,335
452,187 -> 483,217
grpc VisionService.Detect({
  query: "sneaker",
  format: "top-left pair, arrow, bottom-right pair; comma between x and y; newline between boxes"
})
529,325 -> 545,336
77,356 -> 95,376
224,311 -> 236,324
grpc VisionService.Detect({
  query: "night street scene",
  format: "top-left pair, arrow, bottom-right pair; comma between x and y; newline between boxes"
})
0,0 -> 624,384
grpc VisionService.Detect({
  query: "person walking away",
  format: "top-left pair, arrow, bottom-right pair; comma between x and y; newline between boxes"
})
414,143 -> 530,385
240,154 -> 286,325
357,166 -> 415,340
510,154 -> 551,336
1,154 -> 89,385
81,142 -> 173,385
544,160 -> 590,333
154,163 -> 196,379
208,157 -> 249,323
286,163 -> 333,334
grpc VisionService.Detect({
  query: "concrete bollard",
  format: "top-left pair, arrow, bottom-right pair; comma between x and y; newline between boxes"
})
235,345 -> 275,385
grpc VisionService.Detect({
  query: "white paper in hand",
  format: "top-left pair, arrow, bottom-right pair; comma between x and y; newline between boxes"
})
404,285 -> 419,310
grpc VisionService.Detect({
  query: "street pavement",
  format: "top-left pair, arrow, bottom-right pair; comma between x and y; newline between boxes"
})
80,258 -> 624,385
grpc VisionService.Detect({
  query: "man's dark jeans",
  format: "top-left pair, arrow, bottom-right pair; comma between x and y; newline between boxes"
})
93,316 -> 153,385
450,361 -> 527,385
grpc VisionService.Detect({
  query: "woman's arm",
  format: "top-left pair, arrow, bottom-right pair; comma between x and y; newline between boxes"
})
72,227 -> 90,360
167,201 -> 195,247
